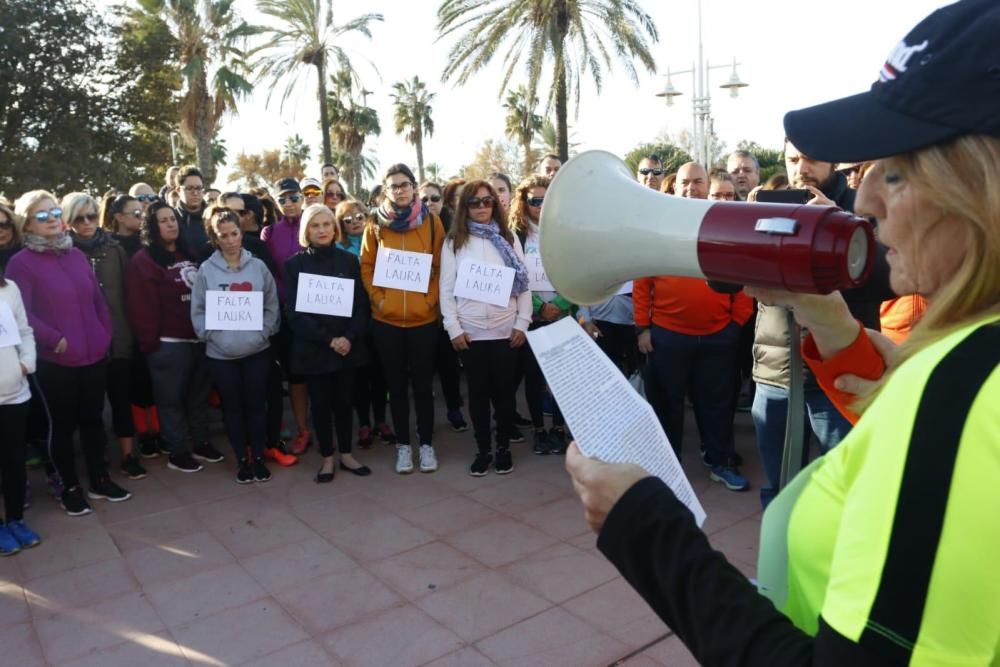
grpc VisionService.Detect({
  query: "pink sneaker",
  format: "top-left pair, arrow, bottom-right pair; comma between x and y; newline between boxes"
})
289,430 -> 312,455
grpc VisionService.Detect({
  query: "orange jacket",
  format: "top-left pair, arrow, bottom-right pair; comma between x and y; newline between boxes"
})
879,295 -> 928,344
633,276 -> 753,335
360,216 -> 445,328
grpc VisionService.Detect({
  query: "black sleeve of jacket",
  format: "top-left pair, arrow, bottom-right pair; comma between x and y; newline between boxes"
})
285,257 -> 335,345
596,477 -> 892,667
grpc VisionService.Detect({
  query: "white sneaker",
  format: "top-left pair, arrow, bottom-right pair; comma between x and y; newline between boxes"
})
395,445 -> 414,474
418,444 -> 438,473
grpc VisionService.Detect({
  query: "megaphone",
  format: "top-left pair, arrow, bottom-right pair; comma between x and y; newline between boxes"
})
539,150 -> 875,305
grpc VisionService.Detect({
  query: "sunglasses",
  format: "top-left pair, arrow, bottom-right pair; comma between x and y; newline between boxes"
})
638,167 -> 664,176
303,188 -> 322,196
72,213 -> 100,225
527,197 -> 545,207
421,195 -> 442,203
34,208 -> 63,222
277,194 -> 302,205
341,214 -> 365,224
0,220 -> 13,230
466,196 -> 495,209
325,191 -> 344,200
134,194 -> 156,202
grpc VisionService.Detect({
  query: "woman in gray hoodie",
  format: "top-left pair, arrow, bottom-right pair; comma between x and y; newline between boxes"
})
191,207 -> 280,484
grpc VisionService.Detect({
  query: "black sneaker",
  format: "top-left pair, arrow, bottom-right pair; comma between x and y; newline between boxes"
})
532,430 -> 552,456
60,486 -> 92,516
252,457 -> 271,483
548,428 -> 568,455
509,427 -> 526,444
494,448 -> 514,475
120,454 -> 147,480
138,434 -> 160,459
167,452 -> 203,473
235,459 -> 254,484
513,412 -> 532,427
469,453 -> 492,476
192,441 -> 225,463
88,476 -> 132,503
701,450 -> 744,468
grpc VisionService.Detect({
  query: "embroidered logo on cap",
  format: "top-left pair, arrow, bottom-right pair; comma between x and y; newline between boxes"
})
879,39 -> 929,82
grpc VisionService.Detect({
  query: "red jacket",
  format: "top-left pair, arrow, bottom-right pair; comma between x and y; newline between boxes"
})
126,249 -> 200,353
633,276 -> 752,335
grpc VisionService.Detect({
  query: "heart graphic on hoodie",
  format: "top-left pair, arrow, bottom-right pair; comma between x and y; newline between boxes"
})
229,282 -> 253,291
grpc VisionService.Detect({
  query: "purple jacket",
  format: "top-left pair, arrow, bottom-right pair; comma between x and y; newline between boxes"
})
261,215 -> 301,301
6,247 -> 113,367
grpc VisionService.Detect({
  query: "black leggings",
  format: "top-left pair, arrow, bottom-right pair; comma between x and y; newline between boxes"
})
461,339 -> 517,454
0,401 -> 29,522
523,323 -> 564,430
371,320 -> 437,446
435,327 -> 463,412
206,350 -> 271,461
106,358 -> 135,438
352,332 -> 387,428
265,354 -> 284,447
306,369 -> 356,456
594,321 -> 640,377
34,359 -> 108,489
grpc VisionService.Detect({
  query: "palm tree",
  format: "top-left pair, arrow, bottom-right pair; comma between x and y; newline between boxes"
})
283,133 -> 311,168
438,0 -> 658,162
145,0 -> 255,182
251,0 -> 382,165
327,69 -> 381,193
503,85 -> 544,179
390,76 -> 436,182
534,118 -> 579,158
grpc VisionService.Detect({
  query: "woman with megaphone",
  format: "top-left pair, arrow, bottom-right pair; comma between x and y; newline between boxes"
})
565,0 -> 1000,663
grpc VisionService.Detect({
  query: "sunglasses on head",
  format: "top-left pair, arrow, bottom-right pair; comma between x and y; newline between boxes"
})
134,194 -> 156,202
527,197 -> 544,207
341,214 -> 365,224
638,167 -> 664,176
466,196 -> 495,209
72,213 -> 99,225
277,194 -> 302,205
421,195 -> 442,203
34,208 -> 63,222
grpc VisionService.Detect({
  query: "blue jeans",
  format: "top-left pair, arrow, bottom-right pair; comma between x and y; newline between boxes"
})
752,382 -> 852,507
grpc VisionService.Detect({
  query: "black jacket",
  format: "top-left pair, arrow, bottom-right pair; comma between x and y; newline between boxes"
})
175,204 -> 209,251
285,244 -> 369,375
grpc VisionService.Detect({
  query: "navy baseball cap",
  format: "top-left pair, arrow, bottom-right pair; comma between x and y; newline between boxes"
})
273,177 -> 301,195
784,0 -> 1000,163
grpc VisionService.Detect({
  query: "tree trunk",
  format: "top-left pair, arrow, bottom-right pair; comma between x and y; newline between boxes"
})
554,1 -> 570,162
522,138 -> 533,180
194,79 -> 215,183
414,115 -> 425,182
317,57 -> 332,166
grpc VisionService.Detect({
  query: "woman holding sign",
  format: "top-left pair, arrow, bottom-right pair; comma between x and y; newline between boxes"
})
440,181 -> 532,476
360,164 -> 446,475
287,204 -> 371,482
509,176 -> 574,456
191,208 -> 281,484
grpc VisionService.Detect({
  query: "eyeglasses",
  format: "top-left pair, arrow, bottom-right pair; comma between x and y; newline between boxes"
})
135,194 -> 156,202
466,196 -> 495,209
183,185 -> 204,193
303,188 -> 322,197
277,194 -> 302,205
638,167 -> 664,176
325,191 -> 344,200
421,195 -> 442,203
72,213 -> 99,225
527,197 -> 545,207
387,182 -> 413,193
341,214 -> 366,224
33,208 -> 63,222
0,220 -> 12,230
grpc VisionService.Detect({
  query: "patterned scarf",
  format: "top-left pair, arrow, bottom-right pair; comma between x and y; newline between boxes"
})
467,220 -> 530,298
24,232 -> 73,254
71,228 -> 110,253
376,197 -> 426,232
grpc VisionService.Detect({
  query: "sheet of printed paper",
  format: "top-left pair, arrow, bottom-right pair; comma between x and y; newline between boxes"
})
205,290 -> 264,331
0,302 -> 22,348
453,259 -> 515,307
372,247 -> 433,293
527,254 -> 555,292
526,317 -> 706,526
295,272 -> 355,318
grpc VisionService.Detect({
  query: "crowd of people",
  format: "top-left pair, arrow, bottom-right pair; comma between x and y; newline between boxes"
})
0,137 -> 919,558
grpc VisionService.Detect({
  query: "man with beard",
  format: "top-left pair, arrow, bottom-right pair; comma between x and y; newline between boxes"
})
726,150 -> 760,200
784,139 -> 855,209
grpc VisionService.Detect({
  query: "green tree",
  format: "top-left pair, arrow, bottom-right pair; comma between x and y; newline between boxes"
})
283,134 -> 311,168
503,85 -> 544,180
460,139 -> 521,182
142,0 -> 255,183
424,163 -> 445,183
230,148 -> 307,189
391,76 -> 436,182
438,0 -> 658,162
252,0 -> 382,166
736,139 -> 785,184
623,140 -> 692,176
534,119 -> 579,160
327,69 -> 381,193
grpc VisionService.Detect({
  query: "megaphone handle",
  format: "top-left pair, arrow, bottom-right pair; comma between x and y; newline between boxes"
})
779,310 -> 807,490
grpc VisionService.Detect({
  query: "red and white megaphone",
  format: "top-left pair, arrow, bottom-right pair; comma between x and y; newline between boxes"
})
539,150 -> 874,304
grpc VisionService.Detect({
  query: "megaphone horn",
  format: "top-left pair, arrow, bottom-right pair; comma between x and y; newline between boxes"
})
539,150 -> 874,305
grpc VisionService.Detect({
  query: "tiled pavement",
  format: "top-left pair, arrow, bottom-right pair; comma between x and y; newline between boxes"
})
0,399 -> 765,666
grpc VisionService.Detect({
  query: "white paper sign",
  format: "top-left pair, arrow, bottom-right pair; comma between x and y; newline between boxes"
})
453,260 -> 515,307
527,254 -> 554,292
372,247 -> 433,294
0,302 -> 22,348
527,317 -> 706,526
295,272 -> 355,318
205,290 -> 263,331
616,281 -> 634,296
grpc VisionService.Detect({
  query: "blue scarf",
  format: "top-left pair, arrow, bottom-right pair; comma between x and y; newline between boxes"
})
467,220 -> 530,298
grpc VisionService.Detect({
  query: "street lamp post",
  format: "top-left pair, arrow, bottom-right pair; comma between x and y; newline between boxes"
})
656,0 -> 748,169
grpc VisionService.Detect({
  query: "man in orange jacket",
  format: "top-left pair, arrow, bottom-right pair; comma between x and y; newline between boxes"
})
635,162 -> 754,491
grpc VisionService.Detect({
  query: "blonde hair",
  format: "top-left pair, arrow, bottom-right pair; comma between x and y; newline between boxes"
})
508,175 -> 550,237
859,134 -> 1000,410
61,192 -> 98,229
298,203 -> 342,248
14,190 -> 58,233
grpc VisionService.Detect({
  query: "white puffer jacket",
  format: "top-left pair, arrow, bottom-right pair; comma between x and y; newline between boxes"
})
0,279 -> 36,405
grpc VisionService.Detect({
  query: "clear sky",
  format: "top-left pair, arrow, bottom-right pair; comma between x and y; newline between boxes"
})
99,0 -> 949,188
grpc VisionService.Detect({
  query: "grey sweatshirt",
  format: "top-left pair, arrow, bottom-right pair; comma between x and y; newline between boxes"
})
190,249 -> 280,360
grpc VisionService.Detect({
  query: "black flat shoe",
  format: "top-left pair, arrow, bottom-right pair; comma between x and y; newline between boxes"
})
314,468 -> 335,484
339,462 -> 372,477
